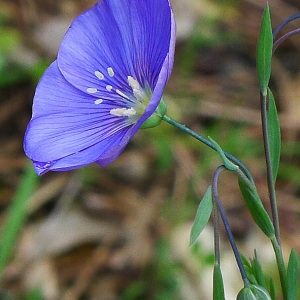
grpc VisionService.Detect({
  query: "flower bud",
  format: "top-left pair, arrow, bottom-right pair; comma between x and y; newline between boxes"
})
237,285 -> 271,300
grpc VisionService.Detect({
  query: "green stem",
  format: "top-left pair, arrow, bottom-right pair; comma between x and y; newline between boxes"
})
271,236 -> 288,299
162,115 -> 254,183
260,92 -> 281,245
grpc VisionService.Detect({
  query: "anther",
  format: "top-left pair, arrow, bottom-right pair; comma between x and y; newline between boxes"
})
106,85 -> 113,91
110,107 -> 137,117
87,88 -> 98,93
107,67 -> 114,77
94,99 -> 103,104
95,71 -> 105,80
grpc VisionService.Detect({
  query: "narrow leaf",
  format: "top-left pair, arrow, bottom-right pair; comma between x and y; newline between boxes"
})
0,163 -> 38,279
267,88 -> 281,183
238,179 -> 274,238
190,185 -> 213,245
251,251 -> 267,290
213,263 -> 225,300
240,254 -> 259,285
257,4 -> 273,96
269,278 -> 276,300
286,248 -> 299,300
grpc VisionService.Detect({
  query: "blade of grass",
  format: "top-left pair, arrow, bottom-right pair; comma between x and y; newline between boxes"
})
0,163 -> 38,280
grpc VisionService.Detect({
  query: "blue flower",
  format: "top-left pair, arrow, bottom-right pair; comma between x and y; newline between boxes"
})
24,0 -> 176,175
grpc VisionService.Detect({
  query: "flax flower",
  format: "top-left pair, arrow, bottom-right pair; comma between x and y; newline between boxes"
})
24,0 -> 175,175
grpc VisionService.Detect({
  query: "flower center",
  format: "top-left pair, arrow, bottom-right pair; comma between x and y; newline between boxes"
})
86,67 -> 150,121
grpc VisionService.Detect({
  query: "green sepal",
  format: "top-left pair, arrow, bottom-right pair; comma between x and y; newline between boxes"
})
190,185 -> 213,245
140,98 -> 167,129
241,252 -> 274,298
256,4 -> 273,96
266,88 -> 281,183
251,251 -> 267,289
213,263 -> 225,300
240,254 -> 259,285
238,179 -> 275,238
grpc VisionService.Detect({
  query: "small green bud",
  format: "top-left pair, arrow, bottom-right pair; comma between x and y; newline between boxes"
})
140,98 -> 167,129
237,285 -> 271,300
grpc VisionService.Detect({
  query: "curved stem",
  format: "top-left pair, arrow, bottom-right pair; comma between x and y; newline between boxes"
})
212,166 -> 250,286
162,115 -> 254,183
260,92 -> 281,245
213,200 -> 221,265
272,13 -> 300,39
273,27 -> 300,52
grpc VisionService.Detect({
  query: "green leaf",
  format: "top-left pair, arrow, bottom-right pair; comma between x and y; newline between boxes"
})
256,4 -> 273,96
238,179 -> 274,238
190,185 -> 213,245
240,254 -> 259,285
213,263 -> 225,300
286,248 -> 299,300
251,251 -> 267,289
0,163 -> 38,280
267,88 -> 281,183
269,278 -> 276,300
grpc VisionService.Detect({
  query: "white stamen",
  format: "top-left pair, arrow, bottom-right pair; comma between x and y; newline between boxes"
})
127,76 -> 146,101
95,71 -> 105,80
94,99 -> 103,104
128,76 -> 140,90
133,89 -> 146,101
110,107 -> 137,117
107,67 -> 114,77
116,89 -> 130,100
87,88 -> 98,93
106,85 -> 113,91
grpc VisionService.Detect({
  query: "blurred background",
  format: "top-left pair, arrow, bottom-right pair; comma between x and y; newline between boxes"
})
1,0 -> 300,299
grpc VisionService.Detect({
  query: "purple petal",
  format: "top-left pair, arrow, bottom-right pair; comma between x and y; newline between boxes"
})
57,0 -> 175,95
24,62 -> 140,175
24,0 -> 176,175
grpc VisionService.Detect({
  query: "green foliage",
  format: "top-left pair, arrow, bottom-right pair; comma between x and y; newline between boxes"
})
28,60 -> 50,84
240,252 -> 276,299
268,278 -> 276,300
0,163 -> 38,280
266,89 -> 281,183
238,179 -> 274,238
0,21 -> 50,87
24,288 -> 44,300
190,185 -> 213,245
0,27 -> 21,53
213,263 -> 225,300
251,251 -> 267,289
0,25 -> 25,87
256,4 -> 273,96
286,249 -> 299,300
